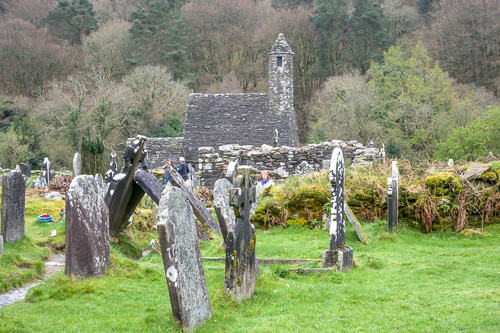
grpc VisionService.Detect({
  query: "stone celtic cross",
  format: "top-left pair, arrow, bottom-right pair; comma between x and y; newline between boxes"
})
225,166 -> 258,301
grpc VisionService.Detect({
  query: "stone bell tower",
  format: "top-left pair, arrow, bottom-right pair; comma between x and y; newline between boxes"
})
268,33 -> 299,147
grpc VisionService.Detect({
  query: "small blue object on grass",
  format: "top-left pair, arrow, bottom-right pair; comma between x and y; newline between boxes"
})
38,214 -> 52,223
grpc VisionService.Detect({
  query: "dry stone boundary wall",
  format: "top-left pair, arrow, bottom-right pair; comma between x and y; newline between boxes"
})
127,137 -> 383,187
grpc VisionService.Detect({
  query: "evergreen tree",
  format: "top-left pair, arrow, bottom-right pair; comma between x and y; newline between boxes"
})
349,0 -> 392,73
308,0 -> 349,82
129,0 -> 194,82
42,0 -> 98,45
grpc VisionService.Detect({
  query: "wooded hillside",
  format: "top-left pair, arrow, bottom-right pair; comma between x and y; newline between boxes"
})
0,0 -> 499,167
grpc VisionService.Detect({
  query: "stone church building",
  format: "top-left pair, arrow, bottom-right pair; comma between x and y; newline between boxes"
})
139,34 -> 300,168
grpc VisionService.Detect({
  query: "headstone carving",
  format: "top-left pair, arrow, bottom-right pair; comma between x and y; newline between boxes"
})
1,170 -> 25,243
73,152 -> 81,176
157,186 -> 212,330
224,166 -> 259,301
65,175 -> 110,277
214,178 -> 236,242
322,148 -> 353,272
42,157 -> 52,184
105,153 -> 117,183
388,161 -> 399,232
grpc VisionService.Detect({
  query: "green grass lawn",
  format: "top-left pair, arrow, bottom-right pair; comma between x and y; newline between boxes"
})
1,217 -> 498,332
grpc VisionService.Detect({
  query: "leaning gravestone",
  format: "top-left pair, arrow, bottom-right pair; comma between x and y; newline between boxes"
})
388,161 -> 399,233
225,166 -> 259,301
1,170 -> 25,243
214,178 -> 236,242
65,175 -> 110,277
73,152 -> 81,176
322,148 -> 353,272
20,163 -> 31,178
42,157 -> 52,184
157,186 -> 212,330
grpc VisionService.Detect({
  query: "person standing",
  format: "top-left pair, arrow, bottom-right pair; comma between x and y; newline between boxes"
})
163,160 -> 177,184
178,157 -> 190,181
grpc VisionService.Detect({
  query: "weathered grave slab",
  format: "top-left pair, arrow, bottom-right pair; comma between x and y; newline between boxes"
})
165,167 -> 220,235
322,148 -> 353,272
1,170 -> 25,243
157,186 -> 212,330
344,203 -> 368,245
105,153 -> 117,182
73,152 -> 81,176
214,178 -> 236,242
42,157 -> 52,184
224,166 -> 259,301
65,175 -> 110,277
20,163 -> 31,178
463,163 -> 491,180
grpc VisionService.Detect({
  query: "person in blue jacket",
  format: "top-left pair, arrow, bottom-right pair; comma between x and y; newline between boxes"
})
164,160 -> 177,184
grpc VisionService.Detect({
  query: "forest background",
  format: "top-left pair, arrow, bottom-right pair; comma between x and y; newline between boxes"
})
0,0 -> 499,169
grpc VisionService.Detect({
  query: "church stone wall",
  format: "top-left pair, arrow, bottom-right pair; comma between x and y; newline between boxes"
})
126,137 -> 187,169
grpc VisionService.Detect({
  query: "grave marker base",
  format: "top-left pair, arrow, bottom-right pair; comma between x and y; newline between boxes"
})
322,246 -> 354,272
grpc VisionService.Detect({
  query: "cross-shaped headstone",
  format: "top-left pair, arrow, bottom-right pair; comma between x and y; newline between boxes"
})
322,147 -> 353,272
224,166 -> 259,301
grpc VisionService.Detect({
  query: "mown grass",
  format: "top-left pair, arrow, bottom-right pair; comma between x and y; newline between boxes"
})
1,219 -> 498,332
0,195 -> 65,292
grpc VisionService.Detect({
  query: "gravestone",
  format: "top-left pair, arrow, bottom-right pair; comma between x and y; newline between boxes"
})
322,148 -> 353,272
224,166 -> 259,301
157,186 -> 212,330
42,157 -> 52,184
1,170 -> 25,243
214,178 -> 236,242
20,163 -> 31,178
388,161 -> 399,232
65,175 -> 110,277
73,152 -> 81,176
105,153 -> 117,183
0,235 -> 3,257
188,164 -> 199,189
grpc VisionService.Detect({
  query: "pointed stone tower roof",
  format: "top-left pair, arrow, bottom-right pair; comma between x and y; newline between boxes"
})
269,33 -> 293,54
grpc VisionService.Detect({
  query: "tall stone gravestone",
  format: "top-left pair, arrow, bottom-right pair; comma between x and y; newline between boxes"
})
225,166 -> 258,301
388,161 -> 399,233
322,148 -> 353,272
157,186 -> 212,330
214,178 -> 236,242
73,152 -> 81,176
1,170 -> 25,243
65,175 -> 110,277
42,157 -> 52,184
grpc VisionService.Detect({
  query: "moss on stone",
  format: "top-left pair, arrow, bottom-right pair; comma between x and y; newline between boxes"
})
425,172 -> 462,197
481,171 -> 498,183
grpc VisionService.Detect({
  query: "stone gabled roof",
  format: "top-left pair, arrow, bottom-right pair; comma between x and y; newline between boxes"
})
269,33 -> 293,54
183,93 -> 279,161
